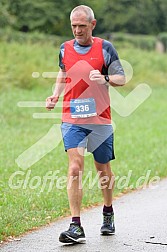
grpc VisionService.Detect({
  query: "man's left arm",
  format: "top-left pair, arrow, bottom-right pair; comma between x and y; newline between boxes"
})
102,40 -> 126,87
105,74 -> 126,87
89,70 -> 126,87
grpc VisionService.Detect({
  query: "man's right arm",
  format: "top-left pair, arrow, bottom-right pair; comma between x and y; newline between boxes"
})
46,69 -> 66,110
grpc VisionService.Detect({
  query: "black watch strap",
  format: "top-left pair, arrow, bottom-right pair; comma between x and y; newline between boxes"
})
104,75 -> 110,82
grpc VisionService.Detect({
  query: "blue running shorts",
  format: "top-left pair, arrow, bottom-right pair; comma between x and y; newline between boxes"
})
61,123 -> 115,164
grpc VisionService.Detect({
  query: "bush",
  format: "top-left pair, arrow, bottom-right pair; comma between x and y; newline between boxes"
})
158,33 -> 167,52
112,33 -> 156,51
0,29 -> 71,46
98,32 -> 156,51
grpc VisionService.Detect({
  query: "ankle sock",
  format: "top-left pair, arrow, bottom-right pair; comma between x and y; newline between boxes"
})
72,217 -> 81,226
103,204 -> 113,214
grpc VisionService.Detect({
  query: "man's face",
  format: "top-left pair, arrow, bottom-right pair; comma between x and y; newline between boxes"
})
71,12 -> 96,45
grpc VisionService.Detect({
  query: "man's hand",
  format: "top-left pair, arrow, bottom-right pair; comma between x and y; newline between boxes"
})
89,70 -> 106,85
46,95 -> 59,111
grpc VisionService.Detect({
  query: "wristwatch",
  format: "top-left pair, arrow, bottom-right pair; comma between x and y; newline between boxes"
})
104,75 -> 110,86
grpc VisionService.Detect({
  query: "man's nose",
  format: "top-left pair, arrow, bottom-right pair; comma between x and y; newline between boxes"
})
76,26 -> 81,33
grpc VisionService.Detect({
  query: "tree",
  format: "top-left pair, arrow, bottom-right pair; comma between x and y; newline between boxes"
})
0,0 -> 167,36
101,0 -> 167,35
0,0 -> 16,28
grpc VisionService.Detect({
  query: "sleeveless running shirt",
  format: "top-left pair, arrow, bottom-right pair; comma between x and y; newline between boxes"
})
62,37 -> 111,125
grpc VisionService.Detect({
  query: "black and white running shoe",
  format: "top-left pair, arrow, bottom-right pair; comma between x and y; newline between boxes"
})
59,222 -> 86,244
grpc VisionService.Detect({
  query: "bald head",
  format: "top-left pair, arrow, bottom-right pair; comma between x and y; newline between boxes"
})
70,5 -> 95,22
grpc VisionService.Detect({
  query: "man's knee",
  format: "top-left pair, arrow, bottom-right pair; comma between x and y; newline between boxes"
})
96,164 -> 115,186
68,164 -> 83,177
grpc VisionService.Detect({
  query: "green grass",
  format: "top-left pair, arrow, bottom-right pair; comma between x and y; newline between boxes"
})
0,41 -> 167,241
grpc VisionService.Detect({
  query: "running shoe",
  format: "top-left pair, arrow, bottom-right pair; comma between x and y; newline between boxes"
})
59,222 -> 86,243
100,212 -> 115,235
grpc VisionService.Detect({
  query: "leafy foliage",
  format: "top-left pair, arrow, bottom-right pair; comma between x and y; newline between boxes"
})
1,0 -> 167,35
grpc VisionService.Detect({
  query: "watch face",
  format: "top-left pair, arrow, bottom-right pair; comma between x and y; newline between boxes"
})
105,75 -> 110,82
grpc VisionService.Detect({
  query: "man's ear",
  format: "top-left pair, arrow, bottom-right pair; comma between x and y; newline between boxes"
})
92,19 -> 97,30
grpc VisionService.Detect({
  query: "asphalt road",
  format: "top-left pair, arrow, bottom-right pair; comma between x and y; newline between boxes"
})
1,179 -> 167,252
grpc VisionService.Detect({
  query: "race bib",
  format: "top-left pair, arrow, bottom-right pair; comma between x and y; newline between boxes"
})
70,98 -> 97,118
